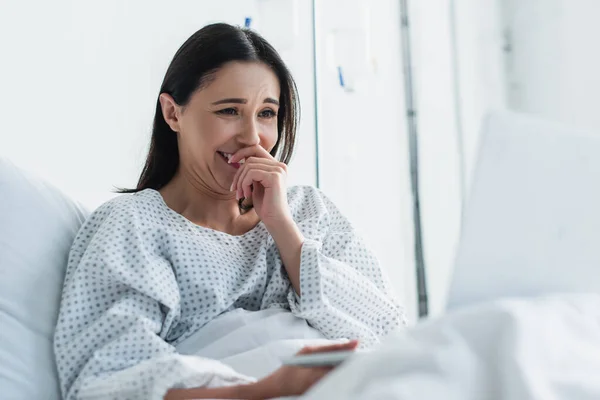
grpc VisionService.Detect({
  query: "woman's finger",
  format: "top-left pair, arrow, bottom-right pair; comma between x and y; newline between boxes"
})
239,168 -> 285,199
234,157 -> 280,191
235,163 -> 258,200
242,180 -> 252,201
230,157 -> 284,195
231,158 -> 260,197
236,163 -> 282,194
230,162 -> 246,194
240,170 -> 281,199
235,161 -> 287,200
242,156 -> 279,166
229,145 -> 274,164
298,340 -> 359,355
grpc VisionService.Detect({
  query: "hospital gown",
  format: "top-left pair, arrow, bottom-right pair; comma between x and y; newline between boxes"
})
54,186 -> 405,400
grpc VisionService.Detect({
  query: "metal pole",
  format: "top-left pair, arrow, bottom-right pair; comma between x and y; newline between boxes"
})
311,0 -> 321,188
398,0 -> 429,318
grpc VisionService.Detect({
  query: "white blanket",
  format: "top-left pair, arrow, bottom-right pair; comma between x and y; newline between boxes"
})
304,294 -> 600,400
176,308 -> 341,380
79,308 -> 339,400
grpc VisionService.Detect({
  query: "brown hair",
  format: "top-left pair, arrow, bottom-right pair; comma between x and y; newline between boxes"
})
120,23 -> 299,196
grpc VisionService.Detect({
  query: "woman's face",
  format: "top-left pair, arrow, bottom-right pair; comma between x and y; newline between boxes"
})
161,61 -> 281,195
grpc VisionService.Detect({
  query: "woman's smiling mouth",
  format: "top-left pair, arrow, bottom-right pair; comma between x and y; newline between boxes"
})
217,151 -> 244,169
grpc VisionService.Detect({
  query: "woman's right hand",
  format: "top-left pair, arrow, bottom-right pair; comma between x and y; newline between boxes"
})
257,340 -> 359,398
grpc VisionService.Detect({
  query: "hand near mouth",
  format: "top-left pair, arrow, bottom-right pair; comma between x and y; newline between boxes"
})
228,145 -> 292,227
229,145 -> 305,298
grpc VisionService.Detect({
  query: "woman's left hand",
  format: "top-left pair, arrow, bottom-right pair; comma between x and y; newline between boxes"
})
229,145 -> 291,227
257,340 -> 360,398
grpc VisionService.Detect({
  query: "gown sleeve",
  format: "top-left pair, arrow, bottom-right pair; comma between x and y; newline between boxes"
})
288,189 -> 407,348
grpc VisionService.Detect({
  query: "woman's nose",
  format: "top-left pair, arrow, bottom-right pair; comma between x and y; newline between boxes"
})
238,117 -> 261,146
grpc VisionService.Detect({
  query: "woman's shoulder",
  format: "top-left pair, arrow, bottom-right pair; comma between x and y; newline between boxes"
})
82,189 -> 164,229
70,189 -> 165,254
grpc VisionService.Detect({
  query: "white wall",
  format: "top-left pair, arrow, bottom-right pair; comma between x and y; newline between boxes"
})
1,0 -> 415,315
503,0 -> 600,134
315,0 -> 417,321
452,0 -> 508,192
409,0 -> 600,315
408,0 -> 507,316
408,0 -> 463,316
0,0 -> 317,209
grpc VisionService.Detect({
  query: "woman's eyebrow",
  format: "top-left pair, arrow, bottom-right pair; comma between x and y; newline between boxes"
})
212,98 -> 247,105
264,98 -> 280,106
212,98 -> 280,106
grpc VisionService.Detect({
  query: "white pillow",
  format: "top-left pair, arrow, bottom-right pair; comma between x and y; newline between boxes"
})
0,158 -> 88,399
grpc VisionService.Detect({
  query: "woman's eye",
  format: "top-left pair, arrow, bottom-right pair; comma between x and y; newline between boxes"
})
259,109 -> 277,119
216,108 -> 238,116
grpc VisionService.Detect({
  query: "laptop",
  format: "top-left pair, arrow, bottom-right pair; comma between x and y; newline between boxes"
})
446,110 -> 600,310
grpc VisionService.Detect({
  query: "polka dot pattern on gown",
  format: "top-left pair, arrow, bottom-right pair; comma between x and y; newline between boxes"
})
54,185 -> 406,400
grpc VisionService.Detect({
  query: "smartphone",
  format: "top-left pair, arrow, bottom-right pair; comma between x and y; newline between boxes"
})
281,350 -> 359,368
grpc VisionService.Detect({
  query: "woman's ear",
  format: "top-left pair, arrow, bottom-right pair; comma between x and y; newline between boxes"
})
159,93 -> 182,132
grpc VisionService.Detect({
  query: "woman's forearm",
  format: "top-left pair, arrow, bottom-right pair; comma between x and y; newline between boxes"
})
266,217 -> 304,295
165,380 -> 273,400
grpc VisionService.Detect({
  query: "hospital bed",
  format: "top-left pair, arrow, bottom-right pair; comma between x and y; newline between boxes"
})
2,110 -> 600,399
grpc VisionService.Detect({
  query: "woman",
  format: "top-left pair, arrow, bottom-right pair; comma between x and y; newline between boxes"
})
54,23 -> 405,400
